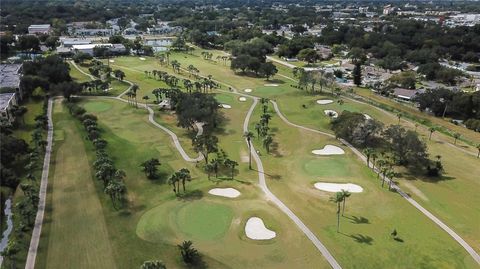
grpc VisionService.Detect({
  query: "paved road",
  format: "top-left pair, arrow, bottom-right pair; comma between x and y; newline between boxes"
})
266,56 -> 297,69
244,98 -> 342,269
25,98 -> 54,269
271,100 -> 480,265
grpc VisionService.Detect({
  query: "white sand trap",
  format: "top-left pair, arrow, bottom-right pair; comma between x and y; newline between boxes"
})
109,59 -> 115,63
245,217 -> 276,240
239,97 -> 247,102
324,109 -> 338,118
314,183 -> 363,193
316,99 -> 333,105
312,145 -> 345,155
220,104 -> 231,109
208,188 -> 241,198
139,57 -> 146,61
264,84 -> 278,87
363,114 -> 372,120
244,88 -> 252,93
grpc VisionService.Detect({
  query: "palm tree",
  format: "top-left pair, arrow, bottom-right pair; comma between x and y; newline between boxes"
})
330,192 -> 344,232
254,123 -> 262,137
340,190 -> 351,216
363,147 -> 373,167
386,170 -> 395,190
414,123 -> 419,132
261,113 -> 272,126
453,132 -> 461,145
243,131 -> 255,169
178,240 -> 199,264
224,159 -> 238,179
211,158 -> 220,178
371,152 -> 378,170
142,95 -> 149,106
263,135 -> 273,153
141,158 -> 161,179
397,113 -> 402,124
168,173 -> 178,194
104,180 -> 126,210
429,127 -> 436,140
179,168 -> 191,192
205,163 -> 214,180
477,144 -> 480,158
141,260 -> 166,269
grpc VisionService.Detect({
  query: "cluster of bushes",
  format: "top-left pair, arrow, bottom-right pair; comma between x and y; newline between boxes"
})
465,119 -> 480,132
332,111 -> 443,177
66,101 -> 127,209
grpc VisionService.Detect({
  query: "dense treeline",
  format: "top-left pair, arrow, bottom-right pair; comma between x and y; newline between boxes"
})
331,111 -> 443,177
66,101 -> 127,209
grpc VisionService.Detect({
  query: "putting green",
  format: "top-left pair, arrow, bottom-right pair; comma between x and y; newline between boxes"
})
137,201 -> 234,243
303,157 -> 353,177
176,201 -> 234,240
83,101 -> 112,112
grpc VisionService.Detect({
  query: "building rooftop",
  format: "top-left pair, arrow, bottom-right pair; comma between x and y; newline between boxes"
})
0,64 -> 22,89
28,24 -> 51,29
0,93 -> 16,111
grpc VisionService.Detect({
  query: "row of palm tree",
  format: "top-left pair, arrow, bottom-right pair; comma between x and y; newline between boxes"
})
253,98 -> 274,153
363,148 -> 396,190
144,70 -> 180,87
125,84 -> 139,108
293,67 -> 335,94
168,168 -> 192,194
201,51 -> 214,60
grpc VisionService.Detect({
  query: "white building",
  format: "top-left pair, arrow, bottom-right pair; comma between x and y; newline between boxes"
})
71,43 -> 126,56
28,24 -> 51,35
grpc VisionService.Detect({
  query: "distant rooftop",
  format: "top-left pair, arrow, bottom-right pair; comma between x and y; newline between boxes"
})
0,64 -> 22,89
0,93 -> 16,111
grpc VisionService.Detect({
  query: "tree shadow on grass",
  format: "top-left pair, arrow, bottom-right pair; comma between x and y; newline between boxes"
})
344,215 -> 370,224
394,237 -> 404,243
350,234 -> 374,245
177,189 -> 204,201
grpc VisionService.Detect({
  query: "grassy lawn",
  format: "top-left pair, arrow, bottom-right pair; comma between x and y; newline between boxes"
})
35,99 -> 117,269
37,97 -> 329,268
248,102 -> 477,268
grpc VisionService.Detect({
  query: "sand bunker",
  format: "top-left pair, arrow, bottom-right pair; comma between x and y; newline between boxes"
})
314,183 -> 363,193
109,59 -> 115,63
324,110 -> 338,118
316,99 -> 333,105
245,217 -> 276,240
139,57 -> 146,61
220,104 -> 232,109
239,97 -> 247,102
208,188 -> 241,198
244,89 -> 252,93
311,145 -> 345,155
264,84 -> 278,87
364,114 -> 372,120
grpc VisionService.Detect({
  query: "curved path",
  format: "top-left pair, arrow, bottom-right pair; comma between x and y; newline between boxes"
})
25,98 -> 54,269
271,100 -> 480,265
244,98 -> 342,269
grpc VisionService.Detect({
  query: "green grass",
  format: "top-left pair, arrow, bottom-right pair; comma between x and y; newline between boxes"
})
37,97 -> 329,268
35,99 -> 117,269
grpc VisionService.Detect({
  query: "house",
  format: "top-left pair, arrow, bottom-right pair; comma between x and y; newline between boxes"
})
0,93 -> 18,123
28,24 -> 51,35
60,38 -> 92,47
0,64 -> 23,98
73,28 -> 114,36
392,88 -> 423,101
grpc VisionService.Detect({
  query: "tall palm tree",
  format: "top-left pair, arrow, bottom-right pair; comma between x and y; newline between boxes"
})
386,170 -> 395,190
243,131 -> 255,169
168,173 -> 178,194
261,113 -> 272,126
254,123 -> 262,137
363,147 -> 373,167
179,168 -> 191,192
340,190 -> 351,216
224,159 -> 238,179
330,192 -> 344,232
397,113 -> 402,124
142,95 -> 149,107
263,135 -> 273,153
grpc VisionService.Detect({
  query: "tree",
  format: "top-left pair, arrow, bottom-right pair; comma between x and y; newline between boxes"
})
330,192 -> 344,232
353,62 -> 362,86
224,159 -> 238,179
143,95 -> 150,106
192,134 -> 218,164
168,173 -> 178,194
259,62 -> 278,80
397,113 -> 402,124
453,132 -> 461,145
140,260 -> 166,269
178,240 -> 200,265
363,148 -> 373,167
205,163 -> 214,180
104,180 -> 126,209
178,168 -> 191,192
263,135 -> 273,153
429,127 -> 436,140
298,48 -> 320,64
340,190 -> 351,216
477,144 -> 480,158
1,240 -> 19,269
141,158 -> 161,179
113,69 -> 125,81
243,131 -> 255,169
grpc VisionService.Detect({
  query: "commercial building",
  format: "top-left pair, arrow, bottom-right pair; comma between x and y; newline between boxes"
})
28,24 -> 51,35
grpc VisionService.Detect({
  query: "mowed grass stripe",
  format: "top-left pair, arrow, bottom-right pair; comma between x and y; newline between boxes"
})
44,100 -> 116,268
